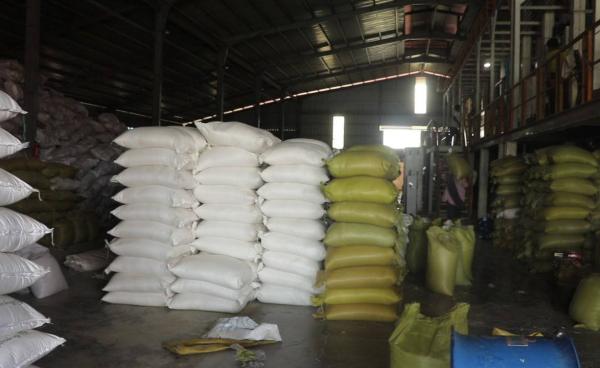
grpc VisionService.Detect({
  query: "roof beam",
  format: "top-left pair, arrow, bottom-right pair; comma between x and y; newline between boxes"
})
226,0 -> 459,44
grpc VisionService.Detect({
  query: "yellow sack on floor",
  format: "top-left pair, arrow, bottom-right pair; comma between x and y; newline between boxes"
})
317,303 -> 398,322
548,146 -> 598,167
327,202 -> 398,228
389,303 -> 469,368
451,225 -> 475,286
323,177 -> 398,204
544,192 -> 595,210
549,178 -> 597,196
313,287 -> 401,305
325,246 -> 397,270
426,227 -> 459,296
327,151 -> 400,179
570,274 -> 600,331
321,266 -> 399,289
324,222 -> 397,248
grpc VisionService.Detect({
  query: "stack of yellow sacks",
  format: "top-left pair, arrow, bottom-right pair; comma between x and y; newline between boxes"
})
314,145 -> 403,322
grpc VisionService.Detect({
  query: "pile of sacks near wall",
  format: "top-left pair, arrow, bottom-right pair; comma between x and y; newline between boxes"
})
167,122 -> 279,312
521,145 -> 598,269
490,157 -> 528,251
103,126 -> 205,307
315,145 -> 404,322
0,59 -> 126,229
256,139 -> 331,306
0,90 -> 65,366
0,157 -> 101,254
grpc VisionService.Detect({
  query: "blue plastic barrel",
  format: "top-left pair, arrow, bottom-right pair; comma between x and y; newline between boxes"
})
452,332 -> 580,368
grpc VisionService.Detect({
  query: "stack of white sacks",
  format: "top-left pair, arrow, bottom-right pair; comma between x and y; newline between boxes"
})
0,91 -> 65,366
104,126 -> 206,307
166,121 -> 280,312
256,139 -> 331,306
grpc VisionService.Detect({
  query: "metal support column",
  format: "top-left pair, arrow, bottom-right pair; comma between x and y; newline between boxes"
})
457,71 -> 463,145
572,0 -> 585,50
489,9 -> 497,101
216,48 -> 229,121
477,148 -> 489,218
595,3 -> 600,90
522,35 -> 533,121
280,93 -> 286,140
475,36 -> 482,114
24,0 -> 40,144
510,0 -> 521,128
254,72 -> 263,128
152,2 -> 173,126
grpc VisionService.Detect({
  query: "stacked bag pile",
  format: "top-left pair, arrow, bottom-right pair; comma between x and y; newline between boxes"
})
103,126 -> 205,307
256,139 -> 331,306
521,145 -> 598,265
167,121 -> 280,312
315,145 -> 403,322
0,90 -> 65,365
0,59 -> 127,229
489,156 -> 528,251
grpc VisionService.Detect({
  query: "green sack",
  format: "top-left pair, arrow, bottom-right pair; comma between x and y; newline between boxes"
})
327,202 -> 398,228
570,274 -> 600,330
451,225 -> 475,286
492,195 -> 521,209
406,217 -> 430,274
548,146 -> 598,167
539,206 -> 590,221
495,184 -> 520,196
493,175 -> 521,185
12,170 -> 51,189
538,234 -> 585,250
544,192 -> 595,210
389,303 -> 469,368
426,227 -> 459,296
491,160 -> 528,176
542,163 -> 598,180
327,151 -> 399,179
324,222 -> 397,248
447,154 -> 470,179
323,176 -> 398,204
538,220 -> 591,234
549,178 -> 597,196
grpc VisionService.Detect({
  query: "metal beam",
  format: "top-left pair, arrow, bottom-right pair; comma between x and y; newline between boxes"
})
475,35 -> 481,112
510,0 -> 520,126
226,0 -> 457,44
24,0 -> 40,145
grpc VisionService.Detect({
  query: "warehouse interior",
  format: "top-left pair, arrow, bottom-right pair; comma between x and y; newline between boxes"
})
1,0 -> 600,367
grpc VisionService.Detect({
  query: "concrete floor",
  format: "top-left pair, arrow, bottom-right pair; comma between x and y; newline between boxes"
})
22,241 -> 600,368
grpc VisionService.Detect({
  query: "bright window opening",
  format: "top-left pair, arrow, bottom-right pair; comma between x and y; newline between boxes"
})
332,115 -> 345,149
380,125 -> 425,149
414,77 -> 427,114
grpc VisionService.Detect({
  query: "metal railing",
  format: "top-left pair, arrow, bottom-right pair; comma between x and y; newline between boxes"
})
466,19 -> 600,146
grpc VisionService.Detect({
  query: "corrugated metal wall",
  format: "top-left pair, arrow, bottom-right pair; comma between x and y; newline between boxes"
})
228,76 -> 444,146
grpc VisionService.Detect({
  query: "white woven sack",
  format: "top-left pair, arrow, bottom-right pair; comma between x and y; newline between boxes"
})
194,166 -> 263,189
260,232 -> 326,261
262,251 -> 319,278
108,220 -> 194,246
30,252 -> 68,299
258,267 -> 318,293
170,126 -> 207,150
0,330 -> 64,368
168,254 -> 256,289
115,148 -> 197,170
111,166 -> 195,189
195,121 -> 280,153
0,90 -> 26,123
259,142 -> 330,166
260,164 -> 329,185
112,185 -> 197,208
256,284 -> 312,306
103,273 -> 174,293
0,168 -> 37,206
0,253 -> 48,295
114,126 -> 205,153
257,182 -> 326,204
168,293 -> 246,313
195,146 -> 259,172
170,279 -> 255,305
102,291 -> 168,307
285,138 -> 332,154
111,204 -> 198,228
264,218 -> 325,240
260,200 -> 325,220
0,209 -> 51,252
105,256 -> 175,280
108,238 -> 193,261
191,237 -> 261,262
194,204 -> 263,224
0,296 -> 49,337
195,221 -> 265,242
193,185 -> 257,205
0,127 -> 28,158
